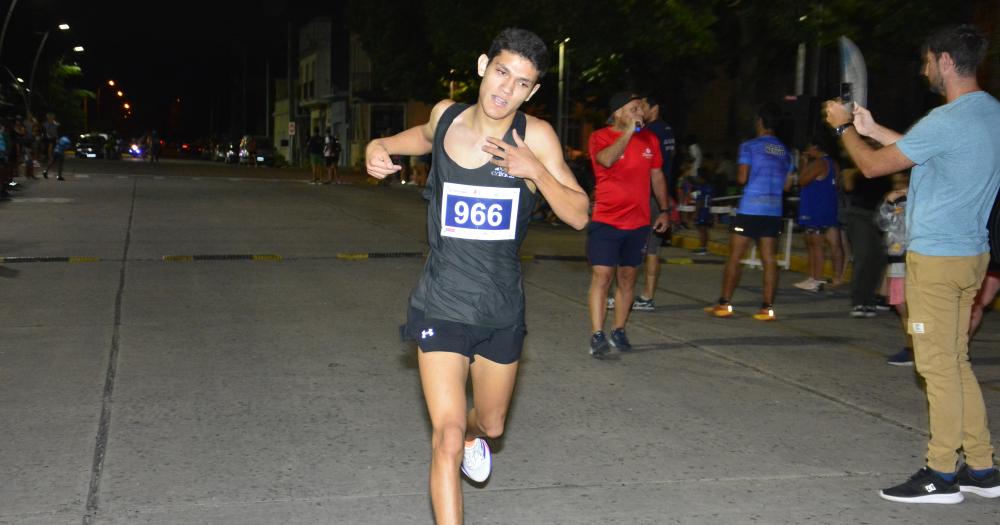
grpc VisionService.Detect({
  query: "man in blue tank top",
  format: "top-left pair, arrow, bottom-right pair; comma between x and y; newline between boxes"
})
364,28 -> 589,525
825,24 -> 1000,505
706,103 -> 793,321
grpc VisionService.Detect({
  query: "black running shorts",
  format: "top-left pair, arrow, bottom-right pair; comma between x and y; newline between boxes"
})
730,214 -> 782,239
404,307 -> 525,364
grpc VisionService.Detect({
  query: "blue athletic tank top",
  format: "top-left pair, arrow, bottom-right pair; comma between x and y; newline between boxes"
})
737,135 -> 791,216
410,103 -> 537,329
798,155 -> 839,227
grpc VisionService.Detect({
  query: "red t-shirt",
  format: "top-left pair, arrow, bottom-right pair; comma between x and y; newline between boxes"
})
588,127 -> 663,229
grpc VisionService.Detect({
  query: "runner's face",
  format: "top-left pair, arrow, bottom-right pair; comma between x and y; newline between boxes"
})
922,50 -> 945,95
477,50 -> 541,120
616,99 -> 644,127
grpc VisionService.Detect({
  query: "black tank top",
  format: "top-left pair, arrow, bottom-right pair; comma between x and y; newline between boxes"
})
410,103 -> 537,329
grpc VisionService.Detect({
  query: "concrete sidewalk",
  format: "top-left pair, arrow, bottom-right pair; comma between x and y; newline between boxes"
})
1,162 -> 999,524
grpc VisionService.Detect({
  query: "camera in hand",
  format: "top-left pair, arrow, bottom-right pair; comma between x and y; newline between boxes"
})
840,82 -> 854,105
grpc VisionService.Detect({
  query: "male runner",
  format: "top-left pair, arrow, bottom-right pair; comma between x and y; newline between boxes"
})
365,28 -> 589,524
824,24 -> 1000,503
705,103 -> 792,321
587,92 -> 669,357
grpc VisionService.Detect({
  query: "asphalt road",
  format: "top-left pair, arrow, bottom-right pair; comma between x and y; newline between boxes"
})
2,158 -> 999,524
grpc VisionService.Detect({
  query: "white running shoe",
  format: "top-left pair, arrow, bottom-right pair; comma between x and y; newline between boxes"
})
793,278 -> 822,292
461,437 -> 492,482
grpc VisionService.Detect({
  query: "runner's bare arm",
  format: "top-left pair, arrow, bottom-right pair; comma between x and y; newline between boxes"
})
797,157 -> 826,186
651,168 -> 669,233
737,164 -> 749,185
483,118 -> 588,230
365,100 -> 454,179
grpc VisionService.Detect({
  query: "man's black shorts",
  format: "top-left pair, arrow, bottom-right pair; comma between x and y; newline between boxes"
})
404,306 -> 524,364
586,221 -> 650,267
731,214 -> 782,239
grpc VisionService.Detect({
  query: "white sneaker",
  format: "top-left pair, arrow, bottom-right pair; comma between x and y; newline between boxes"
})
606,297 -> 615,310
461,438 -> 491,482
793,278 -> 822,292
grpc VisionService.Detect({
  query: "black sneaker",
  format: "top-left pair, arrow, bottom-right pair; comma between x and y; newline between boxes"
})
631,296 -> 655,311
589,331 -> 610,358
850,305 -> 876,318
887,348 -> 914,366
879,467 -> 964,504
874,295 -> 892,312
957,465 -> 1000,498
609,328 -> 632,352
55,175 -> 65,181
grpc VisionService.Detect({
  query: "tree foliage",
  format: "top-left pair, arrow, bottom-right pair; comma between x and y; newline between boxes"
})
43,61 -> 91,135
346,0 -> 992,144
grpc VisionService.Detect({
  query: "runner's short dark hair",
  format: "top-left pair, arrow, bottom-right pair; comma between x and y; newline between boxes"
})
488,28 -> 549,80
924,24 -> 988,76
757,102 -> 782,131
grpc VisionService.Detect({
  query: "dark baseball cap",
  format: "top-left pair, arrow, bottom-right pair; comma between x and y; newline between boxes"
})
608,91 -> 642,115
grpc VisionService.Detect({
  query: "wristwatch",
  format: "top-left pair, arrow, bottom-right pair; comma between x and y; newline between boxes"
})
834,122 -> 854,137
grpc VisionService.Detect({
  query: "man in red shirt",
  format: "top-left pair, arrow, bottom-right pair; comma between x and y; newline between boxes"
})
587,92 -> 670,358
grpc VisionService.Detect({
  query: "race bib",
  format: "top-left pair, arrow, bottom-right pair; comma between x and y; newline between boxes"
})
440,182 -> 520,241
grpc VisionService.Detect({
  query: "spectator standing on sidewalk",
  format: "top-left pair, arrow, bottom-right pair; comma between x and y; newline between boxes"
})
586,92 -> 670,356
43,136 -> 71,181
323,128 -> 341,185
791,135 -> 846,292
877,186 -> 914,365
634,95 -> 676,310
307,128 -> 324,185
14,116 -> 34,179
42,113 -> 59,164
824,23 -> 1000,504
840,160 -> 891,317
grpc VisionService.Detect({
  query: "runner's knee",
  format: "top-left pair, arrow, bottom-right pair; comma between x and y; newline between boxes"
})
432,424 -> 466,459
477,412 -> 506,439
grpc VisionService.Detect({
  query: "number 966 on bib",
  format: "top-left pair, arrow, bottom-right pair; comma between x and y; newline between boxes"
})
441,182 -> 520,241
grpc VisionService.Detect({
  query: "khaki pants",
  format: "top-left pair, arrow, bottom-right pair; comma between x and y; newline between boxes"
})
906,251 -> 993,472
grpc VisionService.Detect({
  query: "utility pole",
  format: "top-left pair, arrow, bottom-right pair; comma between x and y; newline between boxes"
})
265,58 -> 270,138
27,30 -> 50,115
287,21 -> 297,166
0,0 -> 20,71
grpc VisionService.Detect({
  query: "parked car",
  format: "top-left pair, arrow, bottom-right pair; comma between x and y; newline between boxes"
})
214,139 -> 238,164
238,135 -> 275,166
75,133 -> 108,159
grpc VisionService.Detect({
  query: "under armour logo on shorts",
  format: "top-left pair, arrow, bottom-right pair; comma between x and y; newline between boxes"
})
421,328 -> 435,339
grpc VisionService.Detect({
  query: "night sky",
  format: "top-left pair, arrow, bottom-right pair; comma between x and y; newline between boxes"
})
2,0 -> 338,139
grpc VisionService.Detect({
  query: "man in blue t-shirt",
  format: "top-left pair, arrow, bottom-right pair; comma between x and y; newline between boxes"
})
626,95 -> 675,312
825,24 -> 1000,505
43,136 -> 72,181
706,103 -> 792,321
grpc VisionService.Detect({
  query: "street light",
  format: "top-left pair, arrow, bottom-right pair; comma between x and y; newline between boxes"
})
557,37 -> 570,146
72,45 -> 83,52
93,79 -> 121,131
58,23 -> 69,30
